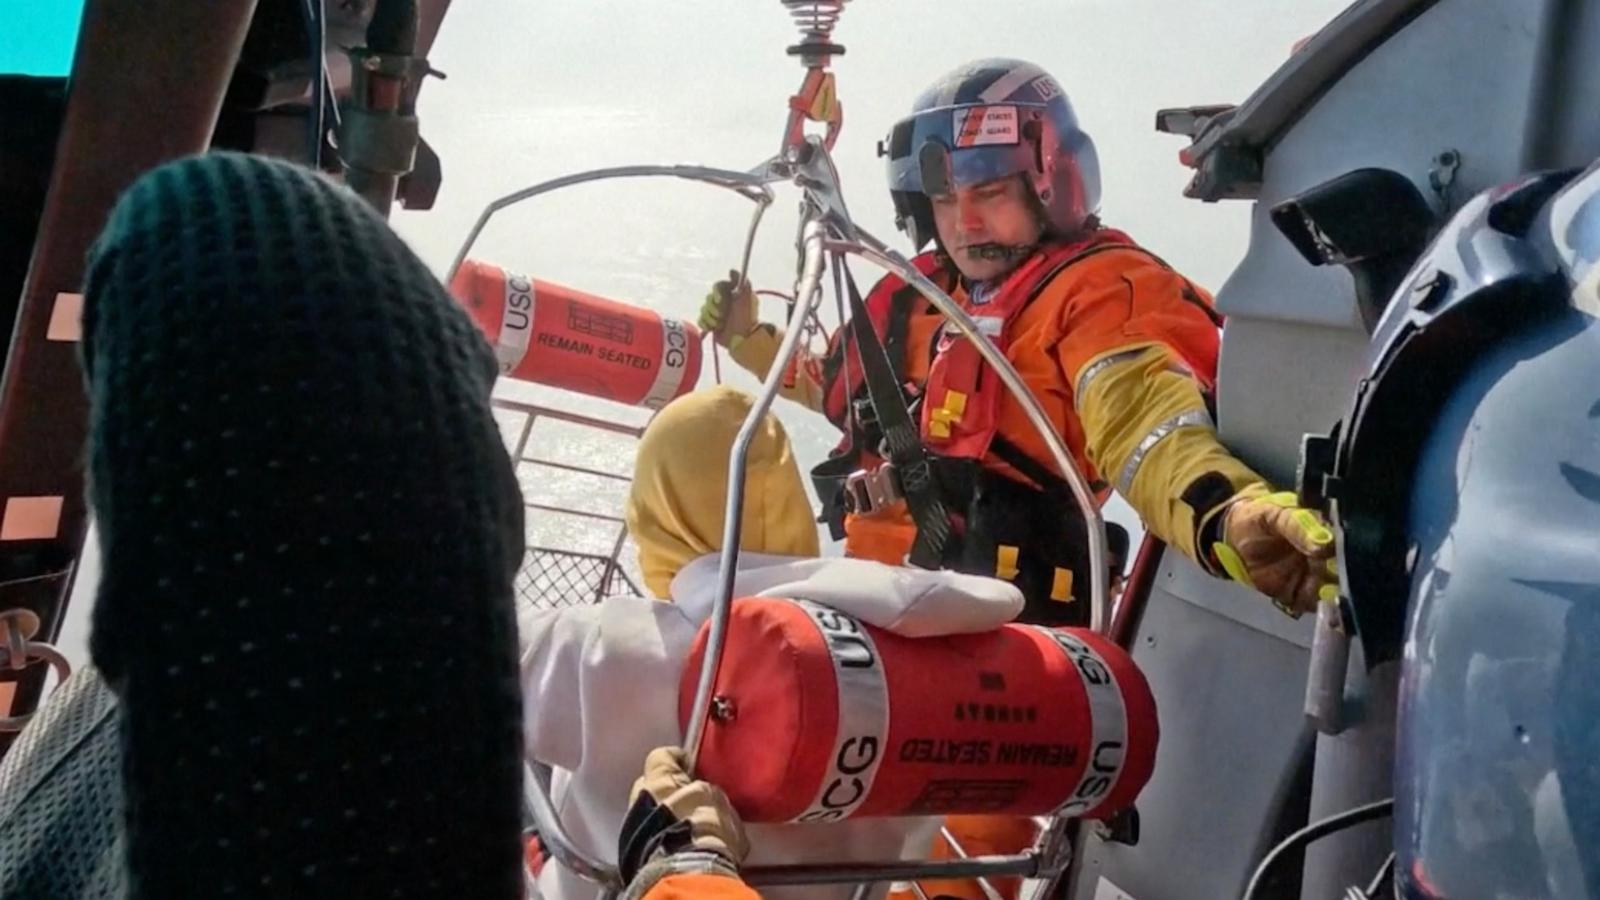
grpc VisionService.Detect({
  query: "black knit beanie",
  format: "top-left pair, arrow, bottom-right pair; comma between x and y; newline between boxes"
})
81,152 -> 526,899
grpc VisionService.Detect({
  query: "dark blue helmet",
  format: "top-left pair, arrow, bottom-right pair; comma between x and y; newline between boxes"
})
882,58 -> 1101,250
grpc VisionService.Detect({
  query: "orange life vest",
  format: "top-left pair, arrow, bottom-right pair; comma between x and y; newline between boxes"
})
918,229 -> 1136,468
818,250 -> 951,436
834,228 -> 1216,625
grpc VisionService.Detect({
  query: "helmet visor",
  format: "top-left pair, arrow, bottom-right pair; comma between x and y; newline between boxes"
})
886,104 -> 1039,197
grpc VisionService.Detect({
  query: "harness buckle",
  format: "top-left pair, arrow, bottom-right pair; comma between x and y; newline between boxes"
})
850,395 -> 880,432
843,463 -> 903,516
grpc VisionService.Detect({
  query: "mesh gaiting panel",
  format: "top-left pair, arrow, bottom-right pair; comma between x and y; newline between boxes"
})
515,547 -> 639,611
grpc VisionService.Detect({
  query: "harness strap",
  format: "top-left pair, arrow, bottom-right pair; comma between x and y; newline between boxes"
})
842,263 -> 953,569
988,433 -> 1109,499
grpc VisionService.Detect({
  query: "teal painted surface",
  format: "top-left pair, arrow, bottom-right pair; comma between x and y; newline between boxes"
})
0,0 -> 87,76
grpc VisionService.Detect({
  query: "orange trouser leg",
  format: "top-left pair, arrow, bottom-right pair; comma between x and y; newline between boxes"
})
888,815 -> 1038,900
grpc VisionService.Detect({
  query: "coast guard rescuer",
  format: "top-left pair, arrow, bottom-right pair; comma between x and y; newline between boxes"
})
700,58 -> 1336,623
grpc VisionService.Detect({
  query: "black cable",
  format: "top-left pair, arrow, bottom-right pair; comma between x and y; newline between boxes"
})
300,0 -> 327,168
1241,798 -> 1395,900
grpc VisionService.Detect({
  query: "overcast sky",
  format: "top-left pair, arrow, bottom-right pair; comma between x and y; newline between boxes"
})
395,0 -> 1356,289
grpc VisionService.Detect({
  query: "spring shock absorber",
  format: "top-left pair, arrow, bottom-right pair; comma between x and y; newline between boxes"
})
777,1 -> 852,154
781,0 -> 849,49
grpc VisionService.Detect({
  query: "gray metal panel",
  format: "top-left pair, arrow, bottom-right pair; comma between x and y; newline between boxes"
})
1214,208 -> 1360,330
1068,557 -> 1314,900
1160,546 -> 1316,650
1519,0 -> 1600,171
1184,1 -> 1600,897
1215,317 -> 1372,491
1218,0 -> 1548,325
1184,0 -> 1442,168
1300,653 -> 1399,895
1088,2 -> 1600,898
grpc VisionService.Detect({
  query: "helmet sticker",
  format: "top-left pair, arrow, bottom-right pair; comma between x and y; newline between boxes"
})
1030,76 -> 1063,102
953,105 -> 1020,147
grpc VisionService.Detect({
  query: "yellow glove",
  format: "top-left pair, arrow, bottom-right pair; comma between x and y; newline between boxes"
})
1211,486 -> 1338,618
617,747 -> 750,893
698,270 -> 758,349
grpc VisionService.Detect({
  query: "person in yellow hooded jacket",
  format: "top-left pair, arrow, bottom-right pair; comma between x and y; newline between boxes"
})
700,58 -> 1335,626
623,384 -> 820,599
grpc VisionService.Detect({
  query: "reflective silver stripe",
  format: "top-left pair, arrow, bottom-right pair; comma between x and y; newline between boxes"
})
1032,628 -> 1129,818
640,316 -> 694,410
1116,408 -> 1213,495
1072,349 -> 1148,406
496,273 -> 535,375
979,62 -> 1047,103
789,600 -> 889,824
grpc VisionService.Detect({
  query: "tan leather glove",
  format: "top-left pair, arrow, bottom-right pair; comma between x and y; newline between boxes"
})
1213,486 -> 1338,618
697,270 -> 758,349
618,747 -> 750,894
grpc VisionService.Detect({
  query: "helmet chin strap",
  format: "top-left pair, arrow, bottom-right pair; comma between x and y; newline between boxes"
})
959,243 -> 1035,302
964,242 -> 1037,263
959,187 -> 1052,265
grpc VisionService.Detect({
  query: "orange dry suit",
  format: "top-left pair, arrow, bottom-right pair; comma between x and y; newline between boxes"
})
736,225 -> 1268,626
885,226 -> 1264,900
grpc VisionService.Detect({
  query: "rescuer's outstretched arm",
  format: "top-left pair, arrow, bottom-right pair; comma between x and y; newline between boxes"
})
1060,256 -> 1336,617
698,270 -> 828,414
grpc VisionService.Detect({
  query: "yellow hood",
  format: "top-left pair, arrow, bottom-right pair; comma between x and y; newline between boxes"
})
625,385 -> 820,598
